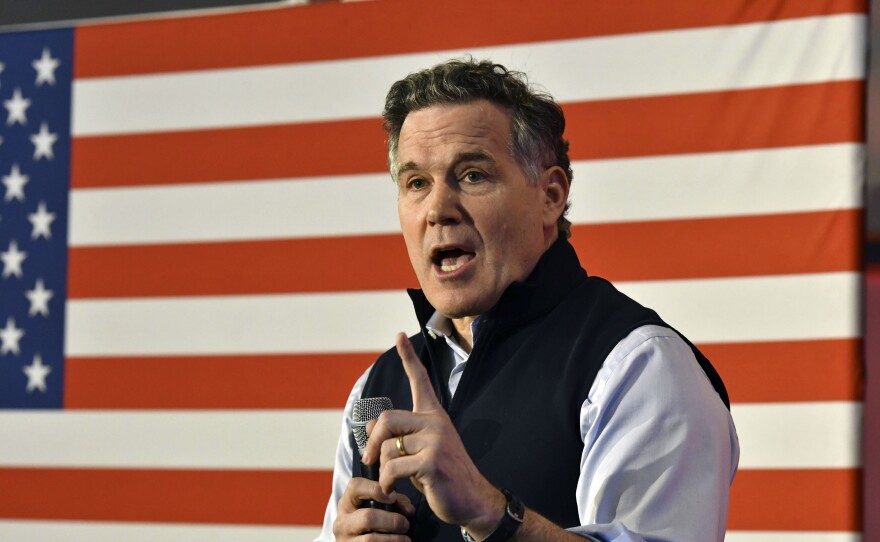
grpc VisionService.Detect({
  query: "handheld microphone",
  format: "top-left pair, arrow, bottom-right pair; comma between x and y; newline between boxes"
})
352,396 -> 394,510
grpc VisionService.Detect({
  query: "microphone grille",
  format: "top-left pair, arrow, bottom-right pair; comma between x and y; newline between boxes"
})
352,396 -> 393,452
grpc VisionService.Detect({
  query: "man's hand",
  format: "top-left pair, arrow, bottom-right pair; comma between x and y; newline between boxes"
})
361,333 -> 506,538
332,477 -> 415,541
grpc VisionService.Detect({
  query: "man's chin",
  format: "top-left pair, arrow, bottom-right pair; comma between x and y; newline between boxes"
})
425,291 -> 497,321
437,308 -> 480,320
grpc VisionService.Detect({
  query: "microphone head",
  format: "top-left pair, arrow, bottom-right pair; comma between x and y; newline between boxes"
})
352,396 -> 393,455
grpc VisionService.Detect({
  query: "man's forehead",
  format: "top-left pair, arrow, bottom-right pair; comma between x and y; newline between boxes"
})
401,100 -> 510,131
396,101 -> 512,163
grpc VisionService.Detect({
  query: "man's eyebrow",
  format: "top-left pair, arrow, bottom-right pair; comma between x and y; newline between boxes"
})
395,152 -> 496,181
455,152 -> 495,166
396,161 -> 419,180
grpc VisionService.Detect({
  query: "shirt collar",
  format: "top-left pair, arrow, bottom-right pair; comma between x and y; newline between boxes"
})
425,310 -> 482,347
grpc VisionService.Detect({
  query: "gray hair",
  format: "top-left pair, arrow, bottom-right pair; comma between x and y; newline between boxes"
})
382,58 -> 573,238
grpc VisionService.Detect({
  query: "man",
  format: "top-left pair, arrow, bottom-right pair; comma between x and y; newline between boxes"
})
317,59 -> 738,542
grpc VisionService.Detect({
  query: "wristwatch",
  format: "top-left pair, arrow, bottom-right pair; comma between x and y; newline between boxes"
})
460,489 -> 525,542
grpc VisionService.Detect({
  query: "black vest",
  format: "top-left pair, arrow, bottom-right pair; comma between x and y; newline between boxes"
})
354,238 -> 729,541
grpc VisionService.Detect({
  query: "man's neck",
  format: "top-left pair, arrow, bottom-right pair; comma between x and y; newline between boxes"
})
451,316 -> 477,353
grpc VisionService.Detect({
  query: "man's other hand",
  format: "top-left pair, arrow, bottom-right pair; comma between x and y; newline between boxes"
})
332,477 -> 414,541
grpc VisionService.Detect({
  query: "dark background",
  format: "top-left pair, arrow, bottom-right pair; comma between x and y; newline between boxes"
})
0,0 -> 294,30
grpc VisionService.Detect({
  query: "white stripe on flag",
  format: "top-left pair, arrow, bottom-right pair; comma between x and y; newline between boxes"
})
0,521 -> 322,542
69,144 -> 863,246
71,15 -> 866,136
69,173 -> 400,246
617,272 -> 860,344
568,144 -> 863,225
0,410 -> 343,469
65,273 -> 860,356
725,532 -> 861,542
732,402 -> 862,468
0,521 -> 860,542
0,403 -> 861,469
65,290 -> 416,356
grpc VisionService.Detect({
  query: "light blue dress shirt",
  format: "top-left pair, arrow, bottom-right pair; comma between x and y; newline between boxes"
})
316,322 -> 739,542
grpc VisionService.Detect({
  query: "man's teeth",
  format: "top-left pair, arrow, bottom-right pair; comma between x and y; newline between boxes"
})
441,260 -> 465,272
438,252 -> 472,272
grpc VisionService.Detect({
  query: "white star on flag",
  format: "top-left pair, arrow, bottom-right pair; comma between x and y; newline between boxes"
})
1,239 -> 27,278
28,201 -> 56,239
0,317 -> 24,355
4,88 -> 31,126
23,353 -> 51,392
30,122 -> 58,160
26,278 -> 54,317
32,47 -> 60,86
2,163 -> 28,202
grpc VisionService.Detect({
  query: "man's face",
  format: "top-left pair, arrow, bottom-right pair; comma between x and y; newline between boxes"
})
395,100 -> 562,319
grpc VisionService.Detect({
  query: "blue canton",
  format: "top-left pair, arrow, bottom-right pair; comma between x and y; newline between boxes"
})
0,29 -> 72,408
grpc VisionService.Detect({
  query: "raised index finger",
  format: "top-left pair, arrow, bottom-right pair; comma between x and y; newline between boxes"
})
395,332 -> 441,412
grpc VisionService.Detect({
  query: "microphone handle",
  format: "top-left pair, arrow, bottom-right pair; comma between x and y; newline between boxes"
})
360,462 -> 392,510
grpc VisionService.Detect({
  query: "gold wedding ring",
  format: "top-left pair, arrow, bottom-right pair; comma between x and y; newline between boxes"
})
396,435 -> 409,457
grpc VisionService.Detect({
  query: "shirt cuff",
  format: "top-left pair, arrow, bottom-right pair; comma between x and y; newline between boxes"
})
567,521 -> 647,542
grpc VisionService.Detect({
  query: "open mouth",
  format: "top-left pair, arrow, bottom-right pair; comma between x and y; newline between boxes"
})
432,247 -> 476,273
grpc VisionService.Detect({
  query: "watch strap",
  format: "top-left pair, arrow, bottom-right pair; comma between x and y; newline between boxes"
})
461,489 -> 524,542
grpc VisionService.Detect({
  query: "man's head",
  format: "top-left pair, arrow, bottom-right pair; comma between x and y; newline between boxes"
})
383,59 -> 573,237
384,59 -> 572,319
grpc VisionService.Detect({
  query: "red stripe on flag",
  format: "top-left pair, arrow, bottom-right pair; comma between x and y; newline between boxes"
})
0,468 -> 329,525
68,210 -> 859,298
0,467 -> 859,529
73,0 -> 867,78
62,340 -> 858,409
71,82 -> 864,188
574,209 -> 862,281
71,118 -> 388,188
64,353 -> 376,409
728,468 -> 862,531
703,339 -> 862,403
68,233 -> 416,298
566,81 -> 865,160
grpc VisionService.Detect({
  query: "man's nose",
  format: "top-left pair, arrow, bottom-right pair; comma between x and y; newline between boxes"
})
426,180 -> 462,225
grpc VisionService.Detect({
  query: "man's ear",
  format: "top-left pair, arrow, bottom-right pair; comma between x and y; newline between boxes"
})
541,166 -> 570,228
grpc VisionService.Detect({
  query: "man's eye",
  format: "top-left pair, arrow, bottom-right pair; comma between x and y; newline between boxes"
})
408,178 -> 427,190
463,171 -> 486,183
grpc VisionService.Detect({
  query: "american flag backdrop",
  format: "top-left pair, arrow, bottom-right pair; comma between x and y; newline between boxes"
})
0,0 -> 867,540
